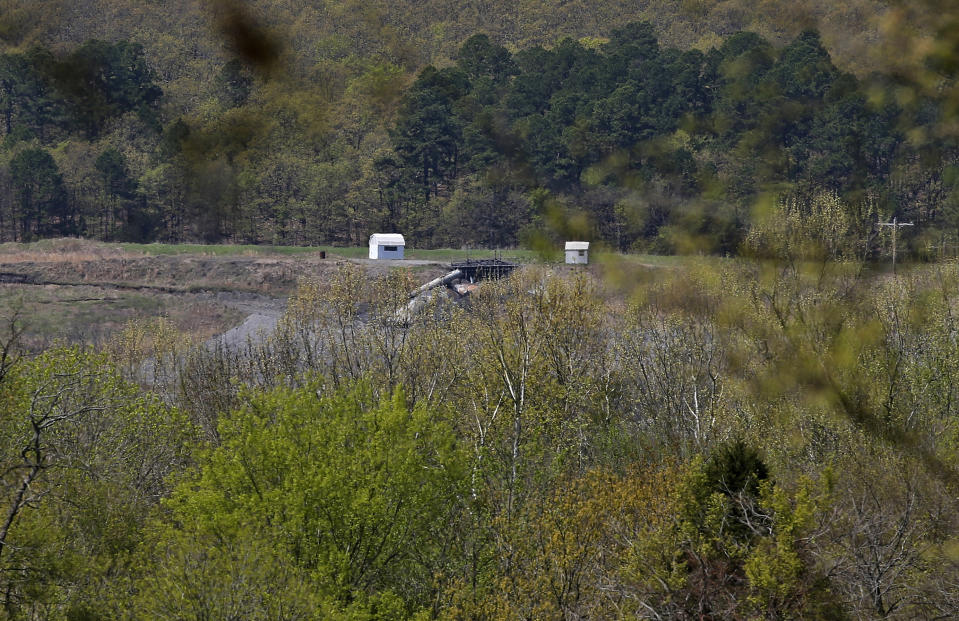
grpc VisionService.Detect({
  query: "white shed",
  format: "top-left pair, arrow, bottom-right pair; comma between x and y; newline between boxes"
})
369,234 -> 405,259
565,241 -> 589,264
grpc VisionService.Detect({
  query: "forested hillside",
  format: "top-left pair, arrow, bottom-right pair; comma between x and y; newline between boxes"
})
3,238 -> 959,619
2,0 -> 954,252
4,2 -> 959,619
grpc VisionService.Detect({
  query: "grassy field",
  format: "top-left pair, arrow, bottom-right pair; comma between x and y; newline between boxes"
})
119,242 -> 329,257
0,284 -> 244,351
101,241 -> 685,266
0,238 -> 688,266
0,238 -> 687,349
125,244 -> 687,265
118,242 -> 550,262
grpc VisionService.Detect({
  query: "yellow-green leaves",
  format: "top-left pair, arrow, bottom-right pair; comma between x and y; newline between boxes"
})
149,380 -> 465,618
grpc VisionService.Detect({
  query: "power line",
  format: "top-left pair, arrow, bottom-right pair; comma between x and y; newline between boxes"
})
878,217 -> 914,274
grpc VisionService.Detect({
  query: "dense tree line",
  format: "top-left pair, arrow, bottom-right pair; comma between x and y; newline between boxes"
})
0,14 -> 955,253
2,194 -> 959,618
385,27 -> 910,252
0,40 -> 161,241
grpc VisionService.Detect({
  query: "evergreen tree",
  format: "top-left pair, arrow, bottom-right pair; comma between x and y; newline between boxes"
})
391,66 -> 469,202
9,148 -> 71,239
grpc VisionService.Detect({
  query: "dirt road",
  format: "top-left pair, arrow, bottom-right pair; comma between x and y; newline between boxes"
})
203,292 -> 287,350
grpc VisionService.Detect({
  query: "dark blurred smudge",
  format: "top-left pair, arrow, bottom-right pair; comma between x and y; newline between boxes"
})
209,0 -> 283,73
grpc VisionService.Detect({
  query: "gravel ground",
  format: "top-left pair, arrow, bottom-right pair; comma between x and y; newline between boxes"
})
204,293 -> 287,351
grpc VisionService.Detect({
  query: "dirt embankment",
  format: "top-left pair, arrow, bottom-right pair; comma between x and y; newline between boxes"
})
0,241 -> 452,349
0,248 -> 449,296
0,255 -> 311,296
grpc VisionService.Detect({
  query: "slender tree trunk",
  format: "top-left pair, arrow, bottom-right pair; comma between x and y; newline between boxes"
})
0,464 -> 39,565
0,424 -> 43,566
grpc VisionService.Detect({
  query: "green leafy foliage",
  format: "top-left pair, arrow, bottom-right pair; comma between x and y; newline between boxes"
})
0,17 -> 935,253
49,40 -> 162,138
2,242 -> 959,617
137,381 -> 466,618
1,1 -> 959,615
0,346 -> 192,618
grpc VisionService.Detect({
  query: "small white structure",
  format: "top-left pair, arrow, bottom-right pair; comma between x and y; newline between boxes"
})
565,241 -> 589,264
369,233 -> 405,259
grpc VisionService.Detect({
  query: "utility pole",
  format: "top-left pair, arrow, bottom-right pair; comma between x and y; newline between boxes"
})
878,217 -> 914,273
